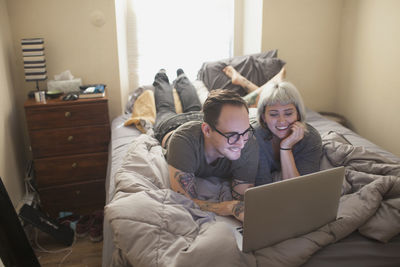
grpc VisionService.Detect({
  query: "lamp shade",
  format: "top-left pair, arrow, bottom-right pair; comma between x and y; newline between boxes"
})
21,38 -> 47,89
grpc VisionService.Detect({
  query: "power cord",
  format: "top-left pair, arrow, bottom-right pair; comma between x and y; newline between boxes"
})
33,228 -> 76,267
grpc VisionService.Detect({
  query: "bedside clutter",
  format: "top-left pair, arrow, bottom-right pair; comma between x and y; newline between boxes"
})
24,96 -> 110,218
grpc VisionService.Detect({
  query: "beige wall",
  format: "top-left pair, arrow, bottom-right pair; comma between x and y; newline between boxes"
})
261,0 -> 343,112
7,0 -> 122,120
337,0 -> 400,156
0,0 -> 26,206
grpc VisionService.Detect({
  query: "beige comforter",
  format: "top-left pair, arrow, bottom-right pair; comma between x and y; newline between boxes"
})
105,132 -> 400,267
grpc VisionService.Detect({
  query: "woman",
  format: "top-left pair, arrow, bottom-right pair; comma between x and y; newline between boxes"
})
223,66 -> 322,185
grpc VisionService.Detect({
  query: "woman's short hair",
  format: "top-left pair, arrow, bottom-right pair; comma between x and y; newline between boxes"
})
256,81 -> 306,130
203,89 -> 248,128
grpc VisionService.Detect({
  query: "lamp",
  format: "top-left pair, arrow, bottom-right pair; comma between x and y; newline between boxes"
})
21,38 -> 47,95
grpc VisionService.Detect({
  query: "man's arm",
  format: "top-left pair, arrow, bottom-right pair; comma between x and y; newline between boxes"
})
168,164 -> 245,221
231,179 -> 253,201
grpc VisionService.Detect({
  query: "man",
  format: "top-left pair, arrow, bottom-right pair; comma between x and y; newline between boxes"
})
153,69 -> 259,221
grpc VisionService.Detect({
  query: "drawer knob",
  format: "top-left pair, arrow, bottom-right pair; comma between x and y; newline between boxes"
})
71,162 -> 78,168
65,111 -> 71,118
67,135 -> 74,142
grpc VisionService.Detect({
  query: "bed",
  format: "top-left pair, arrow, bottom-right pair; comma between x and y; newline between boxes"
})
102,52 -> 400,267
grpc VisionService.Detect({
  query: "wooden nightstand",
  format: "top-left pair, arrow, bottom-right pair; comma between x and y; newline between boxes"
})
24,96 -> 110,217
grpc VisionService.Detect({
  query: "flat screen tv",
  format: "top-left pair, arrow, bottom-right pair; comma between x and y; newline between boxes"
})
0,177 -> 40,267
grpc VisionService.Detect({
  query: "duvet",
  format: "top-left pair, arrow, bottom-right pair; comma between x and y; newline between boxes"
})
105,132 -> 400,267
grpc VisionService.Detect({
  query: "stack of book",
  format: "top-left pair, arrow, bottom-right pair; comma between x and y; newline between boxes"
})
21,38 -> 47,82
79,84 -> 106,99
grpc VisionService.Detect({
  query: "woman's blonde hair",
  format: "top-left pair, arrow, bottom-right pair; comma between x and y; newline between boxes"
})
256,81 -> 307,132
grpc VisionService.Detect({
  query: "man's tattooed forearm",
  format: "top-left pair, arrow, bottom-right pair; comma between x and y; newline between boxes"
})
231,180 -> 247,200
196,201 -> 220,213
232,201 -> 244,218
174,171 -> 197,198
231,189 -> 244,201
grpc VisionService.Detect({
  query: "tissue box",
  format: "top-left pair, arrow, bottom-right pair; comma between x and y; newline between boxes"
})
47,78 -> 82,93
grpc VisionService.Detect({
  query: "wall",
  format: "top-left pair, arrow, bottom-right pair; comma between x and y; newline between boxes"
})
0,0 -> 26,206
261,0 -> 343,112
6,0 -> 122,120
337,0 -> 400,156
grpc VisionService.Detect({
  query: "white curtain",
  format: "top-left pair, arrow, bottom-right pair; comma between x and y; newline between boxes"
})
127,0 -> 234,85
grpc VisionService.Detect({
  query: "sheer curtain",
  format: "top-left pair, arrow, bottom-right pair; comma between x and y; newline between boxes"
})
128,0 -> 234,85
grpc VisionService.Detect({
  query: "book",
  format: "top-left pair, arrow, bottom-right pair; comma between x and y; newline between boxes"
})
78,91 -> 105,99
78,84 -> 106,99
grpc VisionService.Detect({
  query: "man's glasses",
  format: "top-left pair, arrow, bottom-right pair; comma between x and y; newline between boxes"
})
212,125 -> 254,145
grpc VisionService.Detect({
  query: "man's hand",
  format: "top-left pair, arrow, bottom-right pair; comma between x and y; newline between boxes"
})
194,199 -> 244,222
231,201 -> 244,221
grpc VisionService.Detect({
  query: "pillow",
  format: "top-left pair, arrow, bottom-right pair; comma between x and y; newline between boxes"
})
197,50 -> 286,96
125,84 -> 155,114
124,89 -> 182,133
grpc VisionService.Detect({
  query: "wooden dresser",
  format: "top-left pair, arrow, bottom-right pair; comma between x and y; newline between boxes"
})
24,96 -> 110,217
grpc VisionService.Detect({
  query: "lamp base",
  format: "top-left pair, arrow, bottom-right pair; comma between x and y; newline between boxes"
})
27,90 -> 36,99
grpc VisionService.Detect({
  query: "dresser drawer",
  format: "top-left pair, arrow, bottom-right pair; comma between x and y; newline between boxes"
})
34,152 -> 108,188
30,124 -> 110,158
25,102 -> 109,130
39,180 -> 105,217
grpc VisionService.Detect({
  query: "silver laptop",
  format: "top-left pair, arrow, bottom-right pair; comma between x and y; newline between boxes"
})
235,166 -> 345,253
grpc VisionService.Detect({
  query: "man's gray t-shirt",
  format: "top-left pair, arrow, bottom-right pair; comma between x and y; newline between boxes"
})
166,121 -> 259,183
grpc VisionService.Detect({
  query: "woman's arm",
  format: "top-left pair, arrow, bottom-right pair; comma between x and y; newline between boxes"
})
279,122 -> 306,179
279,123 -> 322,179
280,149 -> 300,179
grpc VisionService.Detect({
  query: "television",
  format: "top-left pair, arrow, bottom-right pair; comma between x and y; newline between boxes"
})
0,177 -> 40,267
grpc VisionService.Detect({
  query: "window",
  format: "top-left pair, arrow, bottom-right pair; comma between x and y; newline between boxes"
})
130,0 -> 234,84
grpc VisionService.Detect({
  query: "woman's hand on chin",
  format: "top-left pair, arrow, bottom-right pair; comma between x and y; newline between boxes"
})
280,121 -> 305,149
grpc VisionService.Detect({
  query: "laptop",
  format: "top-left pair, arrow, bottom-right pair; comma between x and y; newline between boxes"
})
233,166 -> 345,253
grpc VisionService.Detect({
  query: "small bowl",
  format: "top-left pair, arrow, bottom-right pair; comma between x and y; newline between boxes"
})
46,90 -> 63,99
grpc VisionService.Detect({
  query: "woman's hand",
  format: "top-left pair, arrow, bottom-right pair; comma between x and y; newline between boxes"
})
280,121 -> 305,149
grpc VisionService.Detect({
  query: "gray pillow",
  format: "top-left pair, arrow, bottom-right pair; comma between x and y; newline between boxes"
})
197,50 -> 286,96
